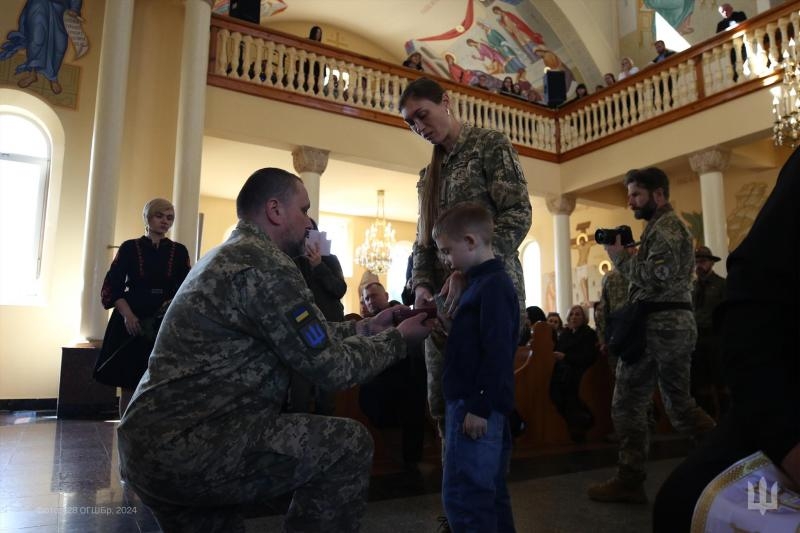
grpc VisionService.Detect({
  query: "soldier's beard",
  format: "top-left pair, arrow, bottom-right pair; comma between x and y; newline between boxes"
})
634,198 -> 658,220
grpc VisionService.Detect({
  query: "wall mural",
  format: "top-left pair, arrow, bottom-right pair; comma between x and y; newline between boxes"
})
0,0 -> 88,108
405,0 -> 576,102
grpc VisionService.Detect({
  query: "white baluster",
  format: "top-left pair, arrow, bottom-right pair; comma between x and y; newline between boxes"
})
216,28 -> 230,75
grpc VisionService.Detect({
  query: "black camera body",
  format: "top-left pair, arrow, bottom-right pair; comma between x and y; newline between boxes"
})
595,225 -> 635,246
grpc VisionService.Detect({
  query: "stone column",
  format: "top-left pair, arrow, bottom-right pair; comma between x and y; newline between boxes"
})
171,0 -> 213,262
689,147 -> 730,276
546,194 -> 576,318
79,0 -> 135,342
292,146 -> 330,223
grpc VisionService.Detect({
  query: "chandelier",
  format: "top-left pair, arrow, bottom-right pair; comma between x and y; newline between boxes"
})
772,38 -> 800,146
355,190 -> 396,274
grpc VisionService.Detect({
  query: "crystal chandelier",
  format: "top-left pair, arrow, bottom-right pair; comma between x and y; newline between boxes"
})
772,38 -> 800,146
355,190 -> 396,274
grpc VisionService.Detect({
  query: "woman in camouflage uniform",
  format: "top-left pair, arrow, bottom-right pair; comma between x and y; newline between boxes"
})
399,77 -> 532,427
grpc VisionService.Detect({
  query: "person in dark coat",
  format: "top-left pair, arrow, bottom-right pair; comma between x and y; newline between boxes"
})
288,219 -> 347,415
653,146 -> 800,533
549,304 -> 598,442
95,198 -> 191,416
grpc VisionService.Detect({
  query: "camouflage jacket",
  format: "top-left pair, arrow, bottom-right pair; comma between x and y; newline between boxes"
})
596,268 -> 629,342
118,220 -> 405,482
693,270 -> 726,331
612,205 -> 694,329
411,124 -> 531,302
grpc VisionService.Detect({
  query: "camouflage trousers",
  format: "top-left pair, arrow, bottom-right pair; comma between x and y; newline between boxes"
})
612,323 -> 706,483
128,413 -> 373,533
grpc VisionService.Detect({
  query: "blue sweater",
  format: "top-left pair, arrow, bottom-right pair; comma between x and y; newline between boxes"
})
442,258 -> 519,418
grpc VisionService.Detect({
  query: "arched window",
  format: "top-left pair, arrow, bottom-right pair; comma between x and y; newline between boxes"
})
521,240 -> 542,307
0,112 -> 52,304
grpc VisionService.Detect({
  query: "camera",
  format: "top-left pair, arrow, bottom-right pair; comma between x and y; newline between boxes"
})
594,225 -> 635,246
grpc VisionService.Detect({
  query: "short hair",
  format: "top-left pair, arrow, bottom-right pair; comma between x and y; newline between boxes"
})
655,40 -> 665,46
142,198 -> 173,227
623,167 -> 670,199
361,282 -> 386,296
399,77 -> 445,111
236,168 -> 301,218
432,202 -> 493,245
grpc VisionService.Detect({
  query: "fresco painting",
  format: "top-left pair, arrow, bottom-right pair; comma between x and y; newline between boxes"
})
404,0 -> 575,101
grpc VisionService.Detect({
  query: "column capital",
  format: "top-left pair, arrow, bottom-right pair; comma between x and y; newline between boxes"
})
545,194 -> 576,216
688,147 -> 730,175
292,146 -> 330,175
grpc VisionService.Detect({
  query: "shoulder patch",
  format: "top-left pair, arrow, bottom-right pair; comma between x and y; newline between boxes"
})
287,304 -> 329,350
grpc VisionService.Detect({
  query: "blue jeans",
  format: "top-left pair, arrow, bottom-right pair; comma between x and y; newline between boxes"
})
442,399 -> 515,533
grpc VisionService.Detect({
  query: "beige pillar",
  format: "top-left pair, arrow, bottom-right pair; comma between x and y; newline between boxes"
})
171,0 -> 213,262
292,146 -> 330,223
546,194 -> 576,318
79,0 -> 135,342
689,147 -> 730,276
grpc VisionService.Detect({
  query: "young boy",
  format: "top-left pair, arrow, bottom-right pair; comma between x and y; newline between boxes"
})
432,202 -> 519,532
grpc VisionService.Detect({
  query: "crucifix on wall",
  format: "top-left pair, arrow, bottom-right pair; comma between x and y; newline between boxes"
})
570,221 -> 596,266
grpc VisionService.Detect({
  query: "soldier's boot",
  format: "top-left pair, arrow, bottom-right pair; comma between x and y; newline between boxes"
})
587,476 -> 648,504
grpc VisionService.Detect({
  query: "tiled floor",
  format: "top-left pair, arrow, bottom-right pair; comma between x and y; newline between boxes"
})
0,411 -> 689,532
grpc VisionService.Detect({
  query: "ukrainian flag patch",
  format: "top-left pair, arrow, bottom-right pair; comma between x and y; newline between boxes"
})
287,304 -> 328,350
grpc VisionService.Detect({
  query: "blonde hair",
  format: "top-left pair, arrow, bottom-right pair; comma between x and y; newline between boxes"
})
142,198 -> 174,231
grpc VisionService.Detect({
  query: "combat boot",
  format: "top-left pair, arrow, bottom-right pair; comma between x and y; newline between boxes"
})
587,476 -> 648,504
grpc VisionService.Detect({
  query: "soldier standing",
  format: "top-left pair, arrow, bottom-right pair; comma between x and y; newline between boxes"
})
117,168 -> 431,532
588,167 -> 715,504
691,246 -> 728,419
399,77 -> 532,427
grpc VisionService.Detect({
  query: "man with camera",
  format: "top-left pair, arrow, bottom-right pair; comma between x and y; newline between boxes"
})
587,167 -> 715,504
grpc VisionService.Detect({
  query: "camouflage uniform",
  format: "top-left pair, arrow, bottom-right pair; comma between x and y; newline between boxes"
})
117,220 -> 407,533
596,268 -> 629,371
691,270 -> 728,416
411,124 -> 532,421
607,205 -> 714,485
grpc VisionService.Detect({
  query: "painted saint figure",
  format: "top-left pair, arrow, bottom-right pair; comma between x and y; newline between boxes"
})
0,0 -> 83,95
492,5 -> 545,63
476,21 -> 525,74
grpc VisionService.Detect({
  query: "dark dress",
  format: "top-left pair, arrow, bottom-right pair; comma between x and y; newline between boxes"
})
94,236 -> 190,388
549,324 -> 599,440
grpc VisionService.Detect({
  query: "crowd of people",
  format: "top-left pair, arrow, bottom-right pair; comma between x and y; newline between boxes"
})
97,67 -> 796,532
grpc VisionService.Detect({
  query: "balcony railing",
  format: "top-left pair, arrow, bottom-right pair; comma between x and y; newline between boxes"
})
207,2 -> 800,162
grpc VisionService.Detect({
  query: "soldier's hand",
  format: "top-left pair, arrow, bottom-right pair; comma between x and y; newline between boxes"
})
604,235 -> 625,258
440,271 -> 466,316
367,306 -> 397,334
414,285 -> 433,308
462,412 -> 488,440
396,312 -> 431,345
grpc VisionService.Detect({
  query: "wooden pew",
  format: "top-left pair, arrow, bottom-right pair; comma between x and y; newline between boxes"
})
512,321 -> 614,452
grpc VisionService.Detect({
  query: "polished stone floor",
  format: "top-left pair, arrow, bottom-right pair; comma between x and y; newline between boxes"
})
0,411 -> 689,532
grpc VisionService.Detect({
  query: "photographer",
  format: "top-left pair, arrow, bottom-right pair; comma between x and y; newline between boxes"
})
587,167 -> 715,504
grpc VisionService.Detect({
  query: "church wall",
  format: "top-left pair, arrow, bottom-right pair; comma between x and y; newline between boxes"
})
0,0 -> 106,399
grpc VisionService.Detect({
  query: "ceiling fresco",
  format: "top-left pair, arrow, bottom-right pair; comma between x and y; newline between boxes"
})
404,0 -> 575,96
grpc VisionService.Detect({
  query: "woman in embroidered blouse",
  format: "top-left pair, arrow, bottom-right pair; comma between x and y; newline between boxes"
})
94,198 -> 191,415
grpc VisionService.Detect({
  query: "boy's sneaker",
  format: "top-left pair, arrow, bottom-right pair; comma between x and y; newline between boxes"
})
436,515 -> 451,532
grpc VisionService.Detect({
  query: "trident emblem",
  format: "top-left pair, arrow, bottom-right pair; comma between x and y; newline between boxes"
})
747,477 -> 779,515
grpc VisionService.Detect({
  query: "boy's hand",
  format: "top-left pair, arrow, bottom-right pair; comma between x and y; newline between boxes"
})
440,272 -> 466,316
462,412 -> 488,440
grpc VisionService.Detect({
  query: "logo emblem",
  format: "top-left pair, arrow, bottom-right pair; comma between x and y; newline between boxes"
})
747,477 -> 779,515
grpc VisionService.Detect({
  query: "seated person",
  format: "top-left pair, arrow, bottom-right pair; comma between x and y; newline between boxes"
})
358,282 -> 427,469
549,305 -> 599,442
